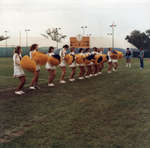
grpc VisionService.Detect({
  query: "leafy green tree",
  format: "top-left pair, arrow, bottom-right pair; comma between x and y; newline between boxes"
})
125,30 -> 150,50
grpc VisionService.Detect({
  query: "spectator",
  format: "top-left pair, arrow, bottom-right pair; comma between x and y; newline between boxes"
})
125,48 -> 132,68
139,48 -> 144,69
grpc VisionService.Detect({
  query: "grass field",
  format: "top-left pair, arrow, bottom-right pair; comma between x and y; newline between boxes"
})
0,57 -> 150,148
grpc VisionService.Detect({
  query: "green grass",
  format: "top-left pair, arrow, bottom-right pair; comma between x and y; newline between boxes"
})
0,58 -> 150,148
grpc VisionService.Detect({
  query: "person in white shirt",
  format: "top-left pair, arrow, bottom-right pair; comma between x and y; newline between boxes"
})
59,44 -> 69,84
92,47 -> 99,76
69,47 -> 76,82
78,48 -> 86,80
29,44 -> 40,90
13,46 -> 26,95
45,46 -> 57,87
107,48 -> 113,74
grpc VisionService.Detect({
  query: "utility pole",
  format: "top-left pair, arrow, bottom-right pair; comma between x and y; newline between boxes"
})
25,29 -> 30,49
110,23 -> 117,49
4,30 -> 8,48
56,28 -> 61,49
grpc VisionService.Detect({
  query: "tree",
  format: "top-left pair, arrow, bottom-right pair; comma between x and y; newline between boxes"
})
41,28 -> 67,49
125,30 -> 150,50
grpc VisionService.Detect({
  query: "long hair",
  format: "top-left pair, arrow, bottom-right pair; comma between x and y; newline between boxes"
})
30,44 -> 38,51
79,48 -> 84,53
48,46 -> 54,53
14,46 -> 21,55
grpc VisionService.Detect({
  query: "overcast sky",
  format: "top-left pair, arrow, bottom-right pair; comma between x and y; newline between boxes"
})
0,0 -> 150,45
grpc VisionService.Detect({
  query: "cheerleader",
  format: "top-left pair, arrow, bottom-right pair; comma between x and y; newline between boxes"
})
107,48 -> 113,74
78,48 -> 86,80
13,46 -> 26,95
112,50 -> 119,72
29,44 -> 40,90
69,48 -> 76,82
126,48 -> 132,68
92,47 -> 98,76
85,48 -> 92,78
45,46 -> 56,87
97,48 -> 104,75
59,44 -> 69,84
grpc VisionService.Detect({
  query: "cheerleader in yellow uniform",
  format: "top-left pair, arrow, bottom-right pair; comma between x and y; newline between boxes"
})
69,48 -> 76,82
45,46 -> 57,87
59,44 -> 69,84
13,46 -> 26,95
107,48 -> 113,74
78,48 -> 86,80
29,44 -> 41,90
92,47 -> 99,76
97,48 -> 104,75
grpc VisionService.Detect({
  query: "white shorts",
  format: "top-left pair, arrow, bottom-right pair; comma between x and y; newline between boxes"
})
112,59 -> 118,63
59,60 -> 66,67
45,62 -> 56,70
69,62 -> 76,68
14,66 -> 25,78
79,64 -> 85,67
36,64 -> 41,71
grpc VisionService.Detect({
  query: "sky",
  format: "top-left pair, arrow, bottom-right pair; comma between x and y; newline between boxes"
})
0,0 -> 150,46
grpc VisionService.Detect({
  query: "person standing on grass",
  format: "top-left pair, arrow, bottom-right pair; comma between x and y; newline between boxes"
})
69,47 -> 77,82
107,48 -> 113,74
45,46 -> 57,87
29,44 -> 41,90
125,48 -> 132,68
59,44 -> 69,84
139,48 -> 144,70
13,46 -> 26,95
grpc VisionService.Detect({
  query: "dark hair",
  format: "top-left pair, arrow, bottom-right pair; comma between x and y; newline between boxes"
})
63,44 -> 69,49
140,48 -> 143,50
85,48 -> 90,52
30,44 -> 38,51
79,48 -> 84,53
48,46 -> 54,53
14,46 -> 21,54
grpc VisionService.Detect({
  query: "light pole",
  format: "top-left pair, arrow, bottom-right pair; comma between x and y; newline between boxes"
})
56,27 -> 61,49
25,29 -> 30,49
81,26 -> 87,36
109,23 -> 117,49
4,30 -> 8,48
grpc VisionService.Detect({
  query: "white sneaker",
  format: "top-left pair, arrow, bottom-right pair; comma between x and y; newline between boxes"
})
20,90 -> 25,94
85,76 -> 90,79
78,77 -> 84,80
60,80 -> 66,84
48,83 -> 55,87
89,74 -> 94,77
15,91 -> 22,95
94,74 -> 98,76
108,71 -> 112,74
29,86 -> 36,90
98,72 -> 102,75
69,79 -> 75,82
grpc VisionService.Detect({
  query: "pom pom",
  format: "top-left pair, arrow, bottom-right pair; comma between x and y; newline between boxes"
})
65,54 -> 74,65
48,55 -> 60,66
75,54 -> 85,64
32,51 -> 48,66
20,55 -> 36,72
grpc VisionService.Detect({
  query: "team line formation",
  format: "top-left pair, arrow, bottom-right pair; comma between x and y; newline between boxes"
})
13,44 -> 124,95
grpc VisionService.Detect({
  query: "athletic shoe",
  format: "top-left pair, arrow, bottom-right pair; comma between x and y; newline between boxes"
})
60,80 -> 66,84
29,86 -> 36,90
107,71 -> 112,74
78,77 -> 84,80
89,74 -> 94,77
20,90 -> 25,94
85,76 -> 90,79
15,91 -> 22,95
98,72 -> 102,75
94,73 -> 98,76
35,85 -> 40,89
69,79 -> 75,82
48,83 -> 55,87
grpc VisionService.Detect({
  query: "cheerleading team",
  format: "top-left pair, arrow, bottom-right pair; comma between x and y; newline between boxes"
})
13,44 -> 123,95
13,46 -> 26,95
45,46 -> 57,87
29,44 -> 41,90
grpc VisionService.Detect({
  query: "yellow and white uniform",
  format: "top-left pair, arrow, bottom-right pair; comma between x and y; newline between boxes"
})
79,52 -> 85,67
45,53 -> 56,70
30,50 -> 40,71
59,48 -> 67,67
69,52 -> 76,68
13,53 -> 25,78
107,51 -> 112,62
